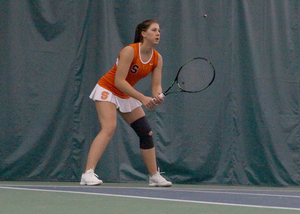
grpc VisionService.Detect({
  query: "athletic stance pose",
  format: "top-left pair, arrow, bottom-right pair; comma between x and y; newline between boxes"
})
80,20 -> 172,187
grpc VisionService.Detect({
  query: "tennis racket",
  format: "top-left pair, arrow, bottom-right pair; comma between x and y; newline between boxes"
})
159,57 -> 215,98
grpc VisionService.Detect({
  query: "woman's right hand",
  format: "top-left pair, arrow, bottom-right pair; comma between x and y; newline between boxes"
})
141,96 -> 157,111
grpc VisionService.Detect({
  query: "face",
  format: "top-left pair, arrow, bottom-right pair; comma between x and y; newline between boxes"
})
142,23 -> 160,44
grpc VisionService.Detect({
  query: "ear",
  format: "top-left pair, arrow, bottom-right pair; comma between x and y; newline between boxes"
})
141,30 -> 146,38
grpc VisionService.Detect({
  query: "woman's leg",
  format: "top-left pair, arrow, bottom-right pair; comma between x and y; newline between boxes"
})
84,101 -> 117,172
119,107 -> 157,176
140,148 -> 158,176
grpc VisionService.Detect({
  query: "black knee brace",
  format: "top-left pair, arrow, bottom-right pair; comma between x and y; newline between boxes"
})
130,116 -> 154,149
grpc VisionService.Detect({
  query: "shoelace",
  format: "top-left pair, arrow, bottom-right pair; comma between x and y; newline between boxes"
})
157,167 -> 166,175
153,168 -> 168,182
87,169 -> 99,178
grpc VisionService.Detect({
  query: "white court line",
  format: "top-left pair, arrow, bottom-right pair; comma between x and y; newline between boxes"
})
93,186 -> 300,199
1,186 -> 300,211
162,189 -> 300,199
5,184 -> 299,197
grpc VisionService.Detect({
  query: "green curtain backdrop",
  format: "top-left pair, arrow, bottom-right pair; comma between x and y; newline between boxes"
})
0,0 -> 299,186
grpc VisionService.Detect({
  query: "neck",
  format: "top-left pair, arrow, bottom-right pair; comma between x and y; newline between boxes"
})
139,42 -> 154,54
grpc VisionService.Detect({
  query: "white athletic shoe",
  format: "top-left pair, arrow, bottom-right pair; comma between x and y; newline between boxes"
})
80,169 -> 103,186
149,171 -> 172,187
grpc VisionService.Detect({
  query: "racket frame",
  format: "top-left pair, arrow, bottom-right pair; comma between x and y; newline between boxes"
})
160,57 -> 215,97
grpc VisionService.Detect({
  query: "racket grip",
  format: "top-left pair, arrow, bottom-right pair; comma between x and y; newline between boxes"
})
159,93 -> 165,98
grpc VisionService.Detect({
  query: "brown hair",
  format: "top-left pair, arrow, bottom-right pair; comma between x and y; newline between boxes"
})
134,19 -> 158,43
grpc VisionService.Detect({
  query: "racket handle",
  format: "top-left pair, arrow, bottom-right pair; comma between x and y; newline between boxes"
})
159,93 -> 165,98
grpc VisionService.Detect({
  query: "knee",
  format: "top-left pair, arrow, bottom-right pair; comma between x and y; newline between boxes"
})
130,116 -> 154,149
101,122 -> 117,138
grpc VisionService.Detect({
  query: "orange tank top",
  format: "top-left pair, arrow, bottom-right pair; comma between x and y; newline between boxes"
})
98,43 -> 159,98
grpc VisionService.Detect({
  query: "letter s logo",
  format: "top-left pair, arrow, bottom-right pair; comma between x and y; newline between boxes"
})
101,91 -> 109,100
130,65 -> 139,74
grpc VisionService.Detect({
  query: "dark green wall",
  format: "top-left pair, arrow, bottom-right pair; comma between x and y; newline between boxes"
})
0,0 -> 299,186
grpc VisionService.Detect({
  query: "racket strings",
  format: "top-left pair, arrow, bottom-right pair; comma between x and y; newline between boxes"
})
178,59 -> 214,92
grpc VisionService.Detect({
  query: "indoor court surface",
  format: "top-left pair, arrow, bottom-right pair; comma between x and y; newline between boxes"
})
1,182 -> 300,214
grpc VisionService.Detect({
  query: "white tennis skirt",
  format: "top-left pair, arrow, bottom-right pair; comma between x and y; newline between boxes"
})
89,84 -> 142,113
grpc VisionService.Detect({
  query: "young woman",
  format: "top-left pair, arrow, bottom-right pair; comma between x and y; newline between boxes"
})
80,20 -> 172,187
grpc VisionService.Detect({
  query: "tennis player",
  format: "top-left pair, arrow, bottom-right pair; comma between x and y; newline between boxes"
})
80,19 -> 172,187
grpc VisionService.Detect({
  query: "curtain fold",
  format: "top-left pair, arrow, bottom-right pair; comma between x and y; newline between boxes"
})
0,0 -> 299,185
